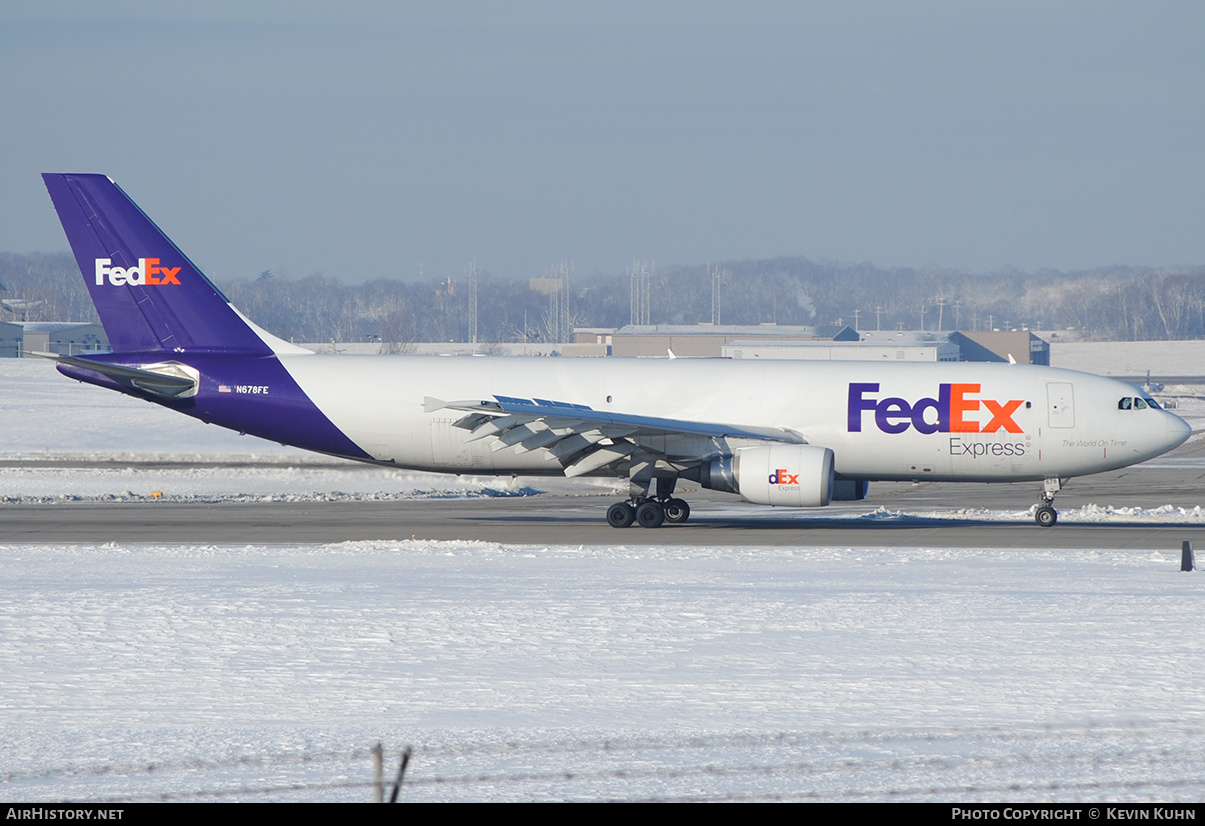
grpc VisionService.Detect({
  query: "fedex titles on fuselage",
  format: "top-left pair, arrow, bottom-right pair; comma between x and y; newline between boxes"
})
848,381 -> 1030,458
95,258 -> 180,287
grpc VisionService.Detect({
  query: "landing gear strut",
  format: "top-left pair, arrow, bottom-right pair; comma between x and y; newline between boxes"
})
606,475 -> 690,528
1034,477 -> 1065,527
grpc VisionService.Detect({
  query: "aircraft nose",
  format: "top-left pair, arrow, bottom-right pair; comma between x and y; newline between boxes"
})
1166,411 -> 1192,450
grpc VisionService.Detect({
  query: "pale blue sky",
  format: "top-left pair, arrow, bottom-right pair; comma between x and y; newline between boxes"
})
3,1 -> 1203,282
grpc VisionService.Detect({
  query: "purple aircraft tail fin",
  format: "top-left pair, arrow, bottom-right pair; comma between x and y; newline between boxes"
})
42,173 -> 274,355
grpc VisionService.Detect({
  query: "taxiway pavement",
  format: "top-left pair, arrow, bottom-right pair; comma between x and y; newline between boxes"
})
4,459 -> 1205,549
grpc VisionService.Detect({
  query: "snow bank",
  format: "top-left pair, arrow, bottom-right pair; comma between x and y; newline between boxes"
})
1,539 -> 1203,801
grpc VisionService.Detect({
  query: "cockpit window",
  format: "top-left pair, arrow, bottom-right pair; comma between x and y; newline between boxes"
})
1120,396 -> 1162,410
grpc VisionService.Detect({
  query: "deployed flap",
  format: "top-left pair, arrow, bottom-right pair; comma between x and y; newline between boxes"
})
437,395 -> 804,443
430,394 -> 806,475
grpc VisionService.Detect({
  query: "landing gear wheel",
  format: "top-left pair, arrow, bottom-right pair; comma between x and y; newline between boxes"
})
607,502 -> 636,528
636,500 -> 666,528
1035,505 -> 1058,528
664,498 -> 690,524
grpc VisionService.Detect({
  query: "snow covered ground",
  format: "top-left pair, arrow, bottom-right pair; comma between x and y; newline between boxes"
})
3,539 -> 1205,802
1051,339 -> 1205,378
4,358 -> 1205,802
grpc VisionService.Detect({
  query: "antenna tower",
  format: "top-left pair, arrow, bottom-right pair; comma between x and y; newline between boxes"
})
544,260 -> 572,342
468,259 -> 479,345
559,260 -> 572,342
710,264 -> 724,325
630,259 -> 652,325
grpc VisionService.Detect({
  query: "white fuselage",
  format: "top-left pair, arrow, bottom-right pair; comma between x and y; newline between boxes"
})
276,355 -> 1189,483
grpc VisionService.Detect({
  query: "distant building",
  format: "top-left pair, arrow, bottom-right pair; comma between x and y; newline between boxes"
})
724,339 -> 960,362
855,329 -> 955,346
847,329 -> 1050,364
949,330 -> 1050,365
0,322 -> 110,357
0,321 -> 21,358
603,324 -> 859,358
566,327 -> 615,357
570,324 -> 1051,363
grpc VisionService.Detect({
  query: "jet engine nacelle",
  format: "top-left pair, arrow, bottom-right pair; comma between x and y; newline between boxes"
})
698,444 -> 835,507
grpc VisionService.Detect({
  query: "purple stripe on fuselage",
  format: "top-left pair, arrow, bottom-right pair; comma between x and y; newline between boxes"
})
58,354 -> 372,461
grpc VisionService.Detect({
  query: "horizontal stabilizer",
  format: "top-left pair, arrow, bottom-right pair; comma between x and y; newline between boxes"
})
36,352 -> 199,399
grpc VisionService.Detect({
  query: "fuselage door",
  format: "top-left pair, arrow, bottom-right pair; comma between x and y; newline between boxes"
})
430,418 -> 475,467
1047,382 -> 1075,428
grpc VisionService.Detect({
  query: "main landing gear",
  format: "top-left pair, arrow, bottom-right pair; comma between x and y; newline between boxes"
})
606,496 -> 691,529
1034,477 -> 1065,528
607,475 -> 690,528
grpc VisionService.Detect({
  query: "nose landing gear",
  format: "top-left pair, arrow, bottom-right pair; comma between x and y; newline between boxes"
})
1034,504 -> 1058,527
1034,477 -> 1065,527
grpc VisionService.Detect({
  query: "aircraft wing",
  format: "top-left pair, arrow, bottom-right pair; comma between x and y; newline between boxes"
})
426,394 -> 806,477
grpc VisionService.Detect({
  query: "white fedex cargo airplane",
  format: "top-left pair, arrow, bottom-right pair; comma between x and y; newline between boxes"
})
40,174 -> 1192,528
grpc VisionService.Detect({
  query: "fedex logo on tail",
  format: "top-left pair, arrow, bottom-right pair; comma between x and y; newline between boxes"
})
95,258 -> 181,287
848,383 -> 1025,435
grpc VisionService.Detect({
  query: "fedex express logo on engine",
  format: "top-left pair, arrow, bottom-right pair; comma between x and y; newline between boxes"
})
769,468 -> 799,486
95,258 -> 181,286
848,383 -> 1025,434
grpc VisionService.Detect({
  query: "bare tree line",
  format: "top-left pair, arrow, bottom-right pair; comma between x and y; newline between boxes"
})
5,251 -> 1205,344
